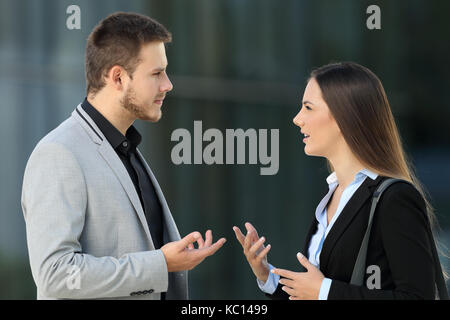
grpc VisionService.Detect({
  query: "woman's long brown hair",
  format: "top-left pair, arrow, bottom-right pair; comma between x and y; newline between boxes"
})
310,61 -> 447,278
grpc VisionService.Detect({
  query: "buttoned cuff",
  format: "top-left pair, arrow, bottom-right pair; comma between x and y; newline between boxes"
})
256,264 -> 280,294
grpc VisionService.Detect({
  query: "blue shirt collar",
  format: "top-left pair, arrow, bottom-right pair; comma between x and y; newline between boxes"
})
326,168 -> 378,187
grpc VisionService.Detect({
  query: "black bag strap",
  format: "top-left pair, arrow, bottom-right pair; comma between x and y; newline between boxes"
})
350,178 -> 449,300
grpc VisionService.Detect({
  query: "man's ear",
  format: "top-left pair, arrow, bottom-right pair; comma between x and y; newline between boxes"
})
107,65 -> 126,91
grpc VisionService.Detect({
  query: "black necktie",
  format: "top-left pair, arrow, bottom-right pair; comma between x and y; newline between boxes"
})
129,151 -> 164,250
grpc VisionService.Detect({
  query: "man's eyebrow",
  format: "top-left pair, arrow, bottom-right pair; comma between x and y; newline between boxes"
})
151,65 -> 168,72
302,100 -> 315,105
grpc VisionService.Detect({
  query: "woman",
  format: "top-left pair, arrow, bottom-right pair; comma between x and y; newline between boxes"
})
233,62 -> 447,300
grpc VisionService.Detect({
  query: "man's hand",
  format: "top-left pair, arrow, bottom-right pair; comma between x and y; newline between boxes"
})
161,230 -> 226,272
233,222 -> 271,282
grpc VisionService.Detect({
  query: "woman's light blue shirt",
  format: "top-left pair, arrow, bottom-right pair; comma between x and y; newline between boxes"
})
257,168 -> 378,299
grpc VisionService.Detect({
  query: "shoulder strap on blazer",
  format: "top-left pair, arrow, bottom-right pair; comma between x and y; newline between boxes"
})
350,178 -> 449,300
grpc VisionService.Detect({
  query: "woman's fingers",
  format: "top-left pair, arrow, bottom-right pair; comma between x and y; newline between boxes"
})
243,228 -> 254,251
233,224 -> 271,281
234,226 -> 256,256
234,224 -> 270,264
245,222 -> 260,240
279,277 -> 295,288
248,236 -> 265,256
233,226 -> 245,247
256,243 -> 271,261
281,286 -> 296,297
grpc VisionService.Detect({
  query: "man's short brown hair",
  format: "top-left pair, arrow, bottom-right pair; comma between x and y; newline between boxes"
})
85,12 -> 172,95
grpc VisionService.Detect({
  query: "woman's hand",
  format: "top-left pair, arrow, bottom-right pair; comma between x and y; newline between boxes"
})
233,222 -> 272,283
271,252 -> 325,300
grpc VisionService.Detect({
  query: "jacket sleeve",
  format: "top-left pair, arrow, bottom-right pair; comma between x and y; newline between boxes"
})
21,142 -> 168,299
328,183 -> 436,299
265,280 -> 290,300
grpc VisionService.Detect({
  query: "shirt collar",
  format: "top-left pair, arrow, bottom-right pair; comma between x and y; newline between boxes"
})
315,168 -> 379,226
81,98 -> 142,155
326,168 -> 378,187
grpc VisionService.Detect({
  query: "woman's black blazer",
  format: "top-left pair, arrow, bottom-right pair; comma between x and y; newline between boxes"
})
268,175 -> 436,299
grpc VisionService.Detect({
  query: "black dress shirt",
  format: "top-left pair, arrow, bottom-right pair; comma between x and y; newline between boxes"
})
81,98 -> 164,250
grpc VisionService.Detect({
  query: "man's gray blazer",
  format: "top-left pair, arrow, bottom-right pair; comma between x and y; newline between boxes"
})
21,104 -> 188,300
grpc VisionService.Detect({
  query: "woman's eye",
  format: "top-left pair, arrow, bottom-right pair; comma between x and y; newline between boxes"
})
304,105 -> 311,110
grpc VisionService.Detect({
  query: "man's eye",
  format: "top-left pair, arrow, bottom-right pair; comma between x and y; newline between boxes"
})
153,72 -> 161,76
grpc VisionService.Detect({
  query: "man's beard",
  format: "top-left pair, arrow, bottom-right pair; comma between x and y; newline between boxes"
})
120,86 -> 146,119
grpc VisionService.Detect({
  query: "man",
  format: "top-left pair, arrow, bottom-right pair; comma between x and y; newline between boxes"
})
21,12 -> 226,300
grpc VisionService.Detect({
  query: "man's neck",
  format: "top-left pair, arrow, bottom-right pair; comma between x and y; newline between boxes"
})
87,93 -> 134,135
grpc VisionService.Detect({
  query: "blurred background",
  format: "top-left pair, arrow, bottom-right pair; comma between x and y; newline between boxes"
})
0,0 -> 449,299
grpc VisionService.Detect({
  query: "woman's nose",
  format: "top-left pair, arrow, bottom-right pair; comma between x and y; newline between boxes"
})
293,110 -> 304,127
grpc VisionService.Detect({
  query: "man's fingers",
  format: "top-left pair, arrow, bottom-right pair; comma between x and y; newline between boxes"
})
179,231 -> 201,249
203,237 -> 227,256
196,234 -> 205,249
233,226 -> 245,246
204,230 -> 212,247
183,236 -> 226,267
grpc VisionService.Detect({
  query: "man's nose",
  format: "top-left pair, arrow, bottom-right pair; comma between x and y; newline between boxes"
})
161,73 -> 173,93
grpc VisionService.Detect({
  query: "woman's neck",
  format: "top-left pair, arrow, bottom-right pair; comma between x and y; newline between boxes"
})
328,145 -> 366,189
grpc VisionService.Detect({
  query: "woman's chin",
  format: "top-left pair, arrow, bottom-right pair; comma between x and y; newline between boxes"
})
304,146 -> 312,156
304,147 -> 321,157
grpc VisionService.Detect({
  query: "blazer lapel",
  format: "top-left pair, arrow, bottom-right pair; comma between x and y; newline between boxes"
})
318,175 -> 385,271
72,106 -> 153,246
97,143 -> 153,245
